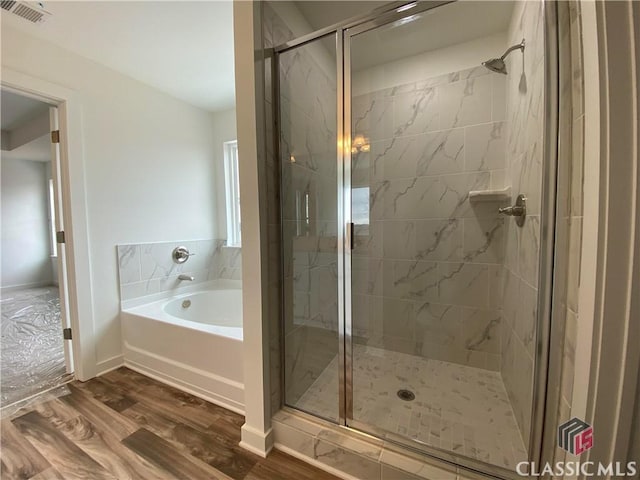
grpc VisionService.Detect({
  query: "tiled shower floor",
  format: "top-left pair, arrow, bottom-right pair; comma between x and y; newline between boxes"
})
295,344 -> 527,470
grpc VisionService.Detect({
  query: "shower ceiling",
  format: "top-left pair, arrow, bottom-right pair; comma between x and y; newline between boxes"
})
349,1 -> 514,71
294,1 -> 390,31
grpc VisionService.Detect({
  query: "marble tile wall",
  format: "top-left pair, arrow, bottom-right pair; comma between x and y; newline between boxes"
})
350,66 -> 508,371
551,1 -> 585,467
116,239 -> 241,301
500,0 -> 545,449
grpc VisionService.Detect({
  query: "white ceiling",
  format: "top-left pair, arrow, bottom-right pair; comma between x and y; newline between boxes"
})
1,89 -> 51,162
1,1 -> 235,112
294,1 -> 390,32
1,89 -> 50,131
1,135 -> 51,163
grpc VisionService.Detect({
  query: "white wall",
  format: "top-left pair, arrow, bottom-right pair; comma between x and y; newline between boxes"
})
1,25 -> 219,369
234,0 -> 273,455
212,108 -> 237,240
352,32 -> 508,97
1,157 -> 53,289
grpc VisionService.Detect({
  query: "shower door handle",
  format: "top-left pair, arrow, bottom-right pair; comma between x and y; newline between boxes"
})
346,222 -> 354,250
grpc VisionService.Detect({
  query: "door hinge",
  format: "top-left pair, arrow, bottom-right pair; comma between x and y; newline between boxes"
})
63,328 -> 72,340
56,231 -> 65,244
51,130 -> 60,144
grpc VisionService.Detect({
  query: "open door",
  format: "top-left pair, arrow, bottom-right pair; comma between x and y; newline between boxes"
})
49,106 -> 73,374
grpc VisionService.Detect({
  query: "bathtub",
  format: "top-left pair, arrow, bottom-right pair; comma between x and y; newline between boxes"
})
121,280 -> 244,413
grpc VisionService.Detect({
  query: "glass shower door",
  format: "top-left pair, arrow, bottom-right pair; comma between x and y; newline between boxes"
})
345,1 -> 540,473
279,33 -> 341,422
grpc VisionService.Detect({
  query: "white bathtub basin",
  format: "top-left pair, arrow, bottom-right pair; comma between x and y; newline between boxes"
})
163,289 -> 242,328
121,279 -> 244,413
124,280 -> 243,340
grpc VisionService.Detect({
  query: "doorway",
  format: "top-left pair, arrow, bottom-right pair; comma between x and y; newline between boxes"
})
1,88 -> 74,409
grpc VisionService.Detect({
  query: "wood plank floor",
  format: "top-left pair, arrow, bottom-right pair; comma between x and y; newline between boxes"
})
1,367 -> 339,480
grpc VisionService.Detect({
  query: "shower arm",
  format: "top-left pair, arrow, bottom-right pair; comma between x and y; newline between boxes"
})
501,39 -> 526,61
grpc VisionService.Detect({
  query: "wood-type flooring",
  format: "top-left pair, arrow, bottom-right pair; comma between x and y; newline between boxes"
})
0,367 -> 339,480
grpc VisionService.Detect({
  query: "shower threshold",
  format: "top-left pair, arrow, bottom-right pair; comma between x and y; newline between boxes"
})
295,344 -> 527,470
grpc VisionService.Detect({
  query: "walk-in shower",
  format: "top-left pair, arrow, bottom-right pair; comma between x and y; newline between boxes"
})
276,1 -> 557,477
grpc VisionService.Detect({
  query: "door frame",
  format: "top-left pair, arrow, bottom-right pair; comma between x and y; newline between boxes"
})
48,105 -> 74,373
1,68 -> 96,381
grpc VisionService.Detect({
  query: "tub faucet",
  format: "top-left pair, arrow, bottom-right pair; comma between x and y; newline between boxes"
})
178,274 -> 194,281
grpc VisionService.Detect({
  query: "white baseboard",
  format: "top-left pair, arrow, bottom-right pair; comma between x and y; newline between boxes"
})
122,351 -> 244,415
240,424 -> 274,458
1,281 -> 55,294
96,354 -> 125,376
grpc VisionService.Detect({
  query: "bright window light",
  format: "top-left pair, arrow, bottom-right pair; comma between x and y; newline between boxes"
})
224,140 -> 241,246
48,179 -> 57,257
352,187 -> 370,226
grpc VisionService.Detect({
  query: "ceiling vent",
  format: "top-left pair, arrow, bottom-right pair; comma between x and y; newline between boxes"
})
1,1 -> 51,24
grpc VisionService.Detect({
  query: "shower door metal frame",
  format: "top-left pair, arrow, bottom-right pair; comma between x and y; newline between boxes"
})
274,30 -> 344,425
275,1 -> 561,478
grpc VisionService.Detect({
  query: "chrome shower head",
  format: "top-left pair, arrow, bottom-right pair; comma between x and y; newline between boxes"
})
482,57 -> 507,74
482,39 -> 525,75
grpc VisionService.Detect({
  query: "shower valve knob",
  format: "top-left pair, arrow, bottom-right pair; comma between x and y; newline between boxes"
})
498,205 -> 525,216
172,246 -> 196,264
498,194 -> 527,226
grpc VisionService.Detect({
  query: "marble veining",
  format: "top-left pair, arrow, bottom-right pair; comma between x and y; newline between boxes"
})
500,0 -> 545,449
116,240 -> 242,302
345,64 -> 509,375
294,345 -> 528,470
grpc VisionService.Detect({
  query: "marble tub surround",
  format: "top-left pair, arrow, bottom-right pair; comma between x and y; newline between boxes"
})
350,64 -> 508,372
116,239 -> 241,302
500,0 -> 545,449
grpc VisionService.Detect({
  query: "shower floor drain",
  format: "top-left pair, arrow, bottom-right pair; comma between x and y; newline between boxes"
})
397,389 -> 415,401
